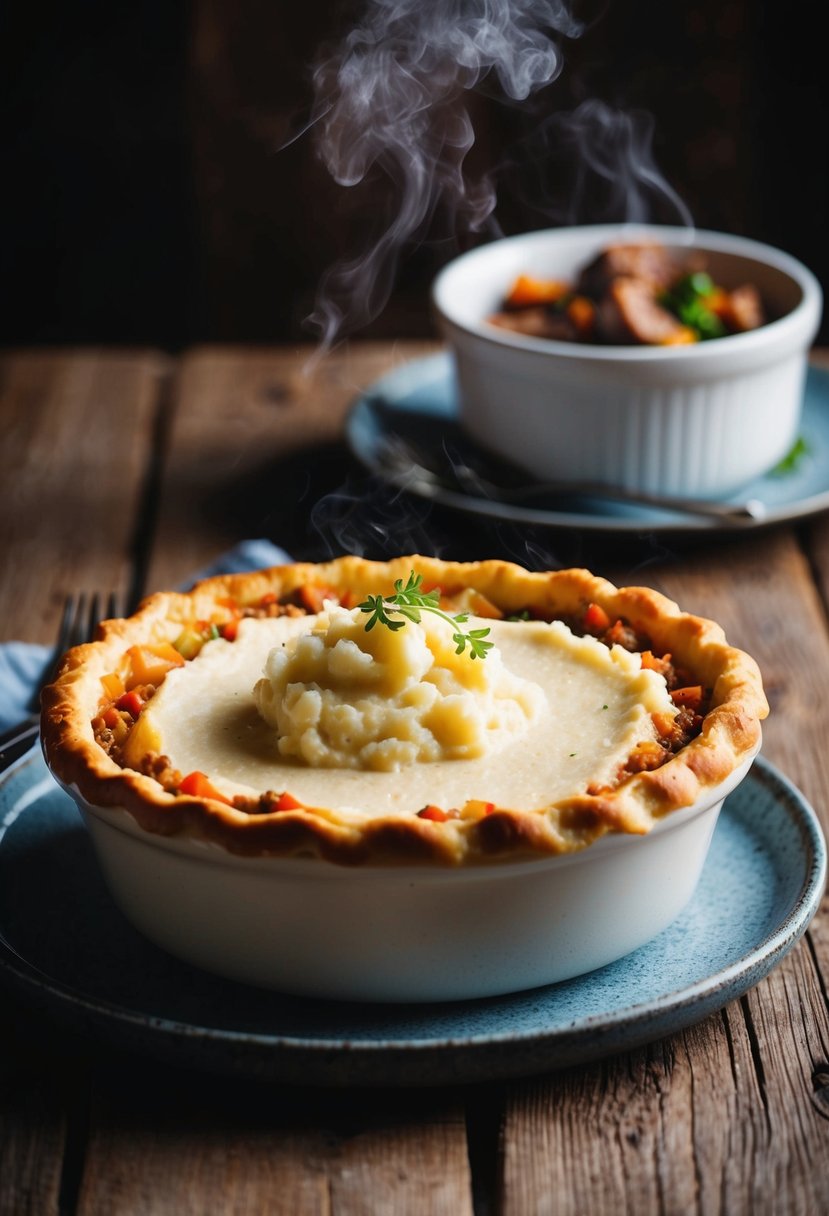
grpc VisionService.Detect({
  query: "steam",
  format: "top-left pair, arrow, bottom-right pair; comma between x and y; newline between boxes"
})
302,0 -> 584,355
497,99 -> 694,229
296,0 -> 693,363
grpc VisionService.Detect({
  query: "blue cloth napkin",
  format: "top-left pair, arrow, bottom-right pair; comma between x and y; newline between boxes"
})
0,539 -> 292,733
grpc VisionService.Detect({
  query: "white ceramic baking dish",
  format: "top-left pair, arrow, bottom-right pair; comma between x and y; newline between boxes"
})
54,745 -> 759,1003
431,224 -> 822,500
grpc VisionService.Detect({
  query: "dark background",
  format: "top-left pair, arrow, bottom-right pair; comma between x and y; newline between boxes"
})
3,0 -> 827,351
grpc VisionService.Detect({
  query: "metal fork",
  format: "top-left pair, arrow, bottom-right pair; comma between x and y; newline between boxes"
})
374,432 -> 768,524
0,591 -> 122,771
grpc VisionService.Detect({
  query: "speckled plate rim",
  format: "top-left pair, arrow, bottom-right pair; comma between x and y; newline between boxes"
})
0,751 -> 825,1087
345,353 -> 829,535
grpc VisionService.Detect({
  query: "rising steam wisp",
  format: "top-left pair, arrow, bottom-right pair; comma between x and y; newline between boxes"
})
303,0 -> 584,356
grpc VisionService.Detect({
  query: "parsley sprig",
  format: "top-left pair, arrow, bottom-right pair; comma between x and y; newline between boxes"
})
358,571 -> 494,660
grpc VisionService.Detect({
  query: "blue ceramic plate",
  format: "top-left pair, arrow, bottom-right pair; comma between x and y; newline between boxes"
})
346,354 -> 829,534
0,751 -> 824,1087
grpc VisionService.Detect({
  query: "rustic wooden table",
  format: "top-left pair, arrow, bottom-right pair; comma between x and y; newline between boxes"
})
2,342 -> 829,1214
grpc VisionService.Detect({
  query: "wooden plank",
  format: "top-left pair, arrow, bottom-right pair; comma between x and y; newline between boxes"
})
0,1075 -> 65,1216
78,1070 -> 473,1216
0,348 -> 169,1215
501,980 -> 827,1215
500,1007 -> 765,1215
0,349 -> 170,642
144,340 -> 440,592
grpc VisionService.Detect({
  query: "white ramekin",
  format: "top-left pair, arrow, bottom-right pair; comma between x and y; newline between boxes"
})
431,225 -> 822,500
56,747 -> 759,1004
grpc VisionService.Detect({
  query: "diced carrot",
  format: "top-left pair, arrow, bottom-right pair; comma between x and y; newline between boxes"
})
640,649 -> 668,670
220,618 -> 239,641
660,326 -> 698,346
583,602 -> 611,633
671,685 -> 704,710
102,705 -> 122,729
179,771 -> 232,805
126,643 -> 185,689
652,710 -> 678,735
151,641 -> 186,664
566,294 -> 596,336
461,799 -> 496,819
299,584 -> 337,614
704,287 -> 731,318
258,592 -> 280,608
505,274 -> 569,308
100,671 -> 126,701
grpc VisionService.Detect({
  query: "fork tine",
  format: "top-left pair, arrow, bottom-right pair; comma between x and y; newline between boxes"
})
22,593 -> 82,714
8,588 -> 122,751
79,589 -> 124,648
67,592 -> 90,651
87,592 -> 102,646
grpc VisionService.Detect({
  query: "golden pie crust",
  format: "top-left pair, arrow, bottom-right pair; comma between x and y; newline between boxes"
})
41,556 -> 768,866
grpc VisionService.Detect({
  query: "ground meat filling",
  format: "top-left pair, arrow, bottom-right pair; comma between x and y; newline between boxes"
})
90,587 -> 709,814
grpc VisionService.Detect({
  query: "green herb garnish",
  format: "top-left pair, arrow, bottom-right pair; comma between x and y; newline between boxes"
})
359,571 -> 494,660
771,434 -> 809,477
660,272 -> 727,341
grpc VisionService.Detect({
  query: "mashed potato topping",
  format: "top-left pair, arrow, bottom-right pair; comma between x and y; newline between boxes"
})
133,610 -> 679,819
252,604 -> 545,771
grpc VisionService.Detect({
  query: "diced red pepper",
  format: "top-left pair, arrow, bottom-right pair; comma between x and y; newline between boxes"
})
273,791 -> 303,811
417,804 -> 450,822
220,618 -> 239,641
179,770 -> 232,805
115,690 -> 145,718
583,602 -> 611,633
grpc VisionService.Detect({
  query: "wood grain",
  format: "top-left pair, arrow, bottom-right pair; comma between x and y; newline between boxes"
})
77,1072 -> 473,1216
144,340 -> 440,592
0,349 -> 170,642
0,1078 -> 65,1216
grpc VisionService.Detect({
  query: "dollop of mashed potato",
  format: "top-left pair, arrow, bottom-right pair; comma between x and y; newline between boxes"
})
253,605 -> 545,771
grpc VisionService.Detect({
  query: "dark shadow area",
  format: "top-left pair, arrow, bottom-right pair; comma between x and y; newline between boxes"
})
197,433 -> 773,578
2,1 -> 828,349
